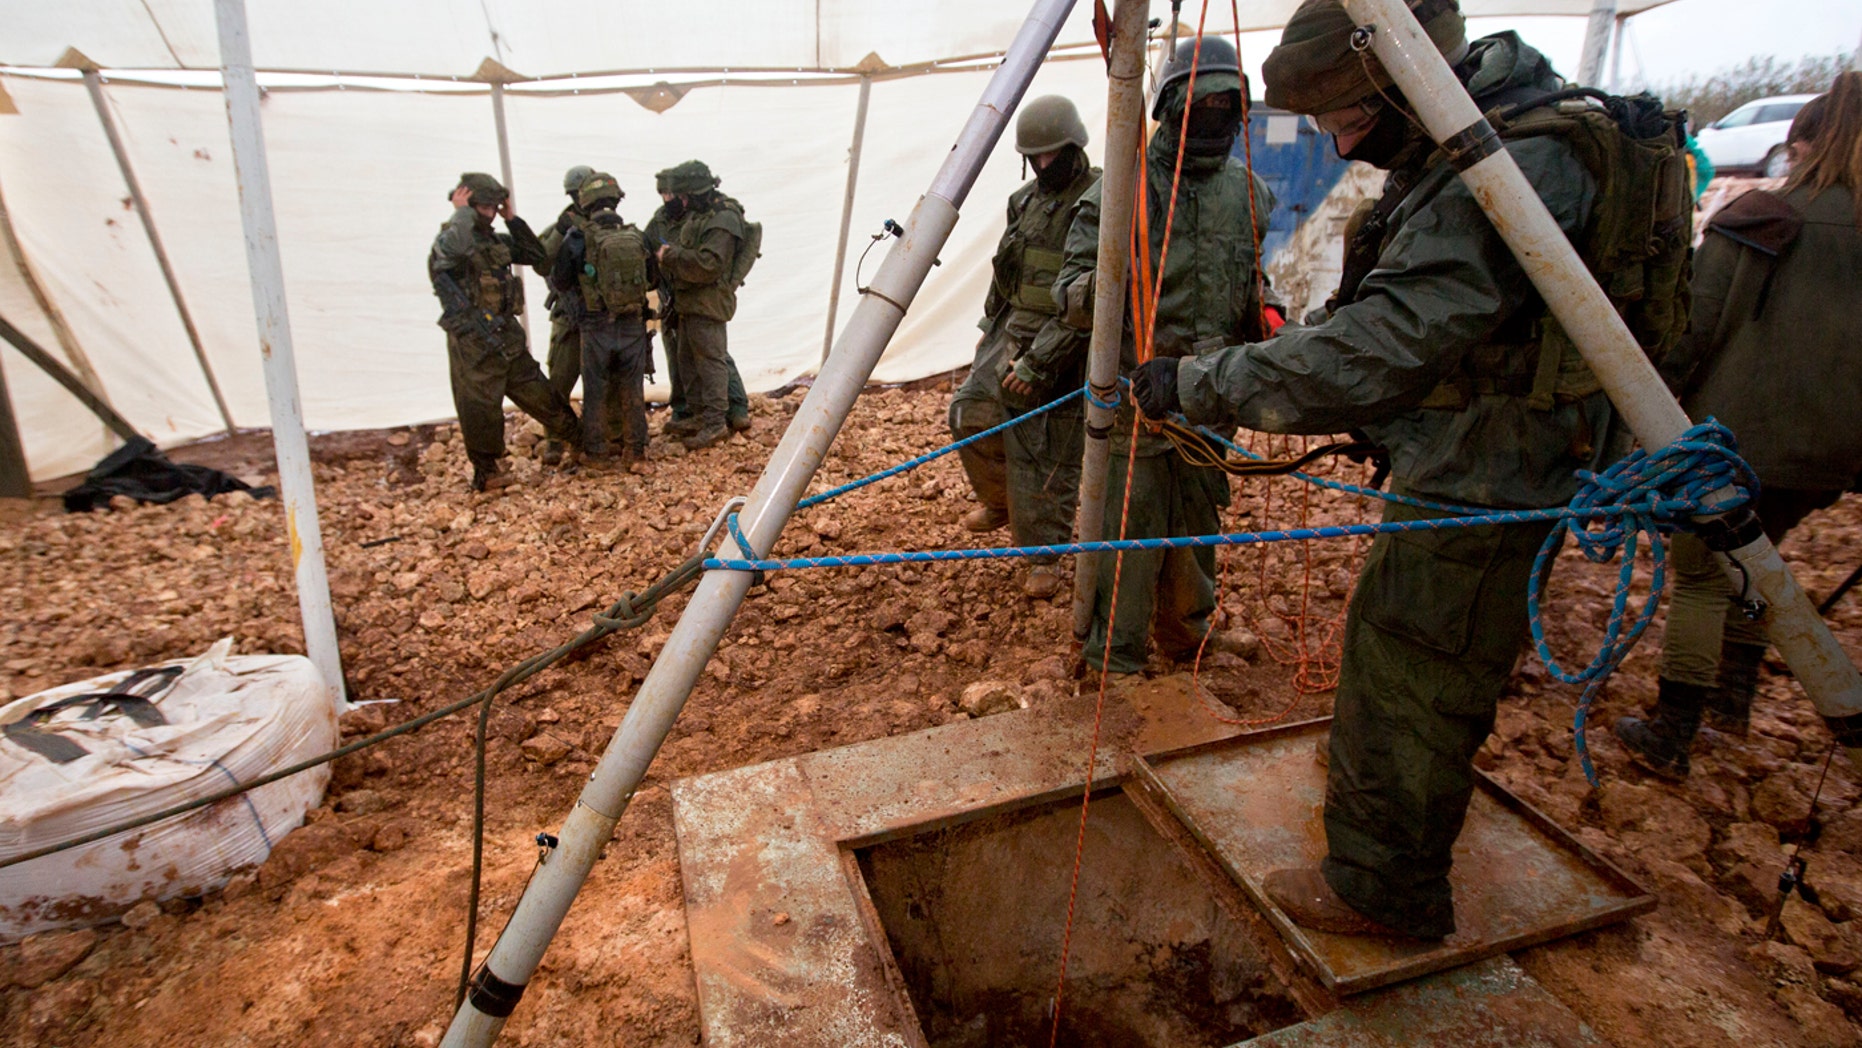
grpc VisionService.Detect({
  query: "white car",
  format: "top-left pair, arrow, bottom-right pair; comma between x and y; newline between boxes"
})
1695,93 -> 1818,178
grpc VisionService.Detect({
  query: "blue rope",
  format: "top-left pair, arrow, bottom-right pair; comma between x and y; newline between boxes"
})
1086,385 -> 1123,411
795,386 -> 1084,510
704,503 -> 1626,572
1523,421 -> 1757,785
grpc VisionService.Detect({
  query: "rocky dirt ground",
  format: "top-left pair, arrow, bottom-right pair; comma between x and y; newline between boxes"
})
2,382 -> 1861,1047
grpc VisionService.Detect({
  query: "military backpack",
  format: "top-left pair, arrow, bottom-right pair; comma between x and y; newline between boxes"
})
578,211 -> 650,316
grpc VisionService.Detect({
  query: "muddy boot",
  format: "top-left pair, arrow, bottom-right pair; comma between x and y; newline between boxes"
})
727,411 -> 753,434
1613,678 -> 1708,782
961,505 -> 1010,533
663,415 -> 701,438
470,464 -> 513,493
540,440 -> 564,467
681,424 -> 730,451
1705,642 -> 1765,736
1023,565 -> 1063,599
1262,867 -> 1421,938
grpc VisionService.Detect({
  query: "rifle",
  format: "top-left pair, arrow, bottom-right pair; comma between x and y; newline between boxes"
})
430,264 -> 501,343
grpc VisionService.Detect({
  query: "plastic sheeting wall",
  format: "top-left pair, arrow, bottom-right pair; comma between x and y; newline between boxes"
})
0,57 -> 1109,480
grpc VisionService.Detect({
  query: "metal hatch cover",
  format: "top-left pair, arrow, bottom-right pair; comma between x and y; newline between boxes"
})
1135,718 -> 1656,996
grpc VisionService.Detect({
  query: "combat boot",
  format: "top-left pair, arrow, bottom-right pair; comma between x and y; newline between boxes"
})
961,506 -> 1010,532
470,464 -> 514,493
1023,565 -> 1063,599
1613,678 -> 1708,782
540,440 -> 564,467
1705,642 -> 1765,736
664,415 -> 702,438
728,411 -> 753,434
681,424 -> 730,451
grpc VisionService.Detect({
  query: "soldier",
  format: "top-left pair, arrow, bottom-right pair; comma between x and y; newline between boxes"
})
548,172 -> 658,469
429,173 -> 581,492
1057,37 -> 1277,671
653,160 -> 753,450
537,164 -> 595,466
949,95 -> 1100,599
1131,0 -> 1686,939
646,171 -> 751,440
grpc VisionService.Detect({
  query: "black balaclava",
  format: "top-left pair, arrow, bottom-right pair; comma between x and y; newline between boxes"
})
663,196 -> 688,221
1155,86 -> 1243,173
1035,143 -> 1088,193
1338,92 -> 1431,171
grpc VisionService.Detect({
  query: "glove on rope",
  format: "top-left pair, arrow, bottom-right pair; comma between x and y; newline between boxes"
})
1131,358 -> 1181,418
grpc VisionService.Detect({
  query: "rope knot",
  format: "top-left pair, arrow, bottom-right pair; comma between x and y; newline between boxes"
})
593,591 -> 651,631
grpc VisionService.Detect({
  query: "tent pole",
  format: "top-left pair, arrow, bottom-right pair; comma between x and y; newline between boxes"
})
488,82 -> 535,350
821,73 -> 873,363
1575,0 -> 1617,86
1072,0 -> 1150,639
0,349 -> 28,498
0,172 -> 114,423
0,314 -> 140,442
1342,0 -> 1862,766
1607,14 -> 1626,91
440,2 -> 1079,1043
212,0 -> 347,706
82,69 -> 237,436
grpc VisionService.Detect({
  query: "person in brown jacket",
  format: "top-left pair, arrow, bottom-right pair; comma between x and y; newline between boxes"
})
1617,74 -> 1862,779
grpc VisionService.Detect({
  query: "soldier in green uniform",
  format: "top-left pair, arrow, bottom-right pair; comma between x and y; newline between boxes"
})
429,172 -> 581,492
949,95 -> 1100,599
1057,37 -> 1276,670
653,160 -> 752,449
646,171 -> 750,439
537,164 -> 595,466
1130,0 -> 1681,939
548,172 -> 658,468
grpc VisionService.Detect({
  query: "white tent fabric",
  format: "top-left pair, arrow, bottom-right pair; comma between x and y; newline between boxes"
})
0,57 -> 1109,479
0,1 -> 1673,77
0,1 -> 1671,481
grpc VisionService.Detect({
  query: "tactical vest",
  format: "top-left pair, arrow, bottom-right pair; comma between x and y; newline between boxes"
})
466,233 -> 524,319
667,194 -> 746,322
991,166 -> 1099,318
578,211 -> 650,317
1341,89 -> 1691,413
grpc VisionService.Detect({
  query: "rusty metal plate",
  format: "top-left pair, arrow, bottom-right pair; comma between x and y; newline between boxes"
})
1233,954 -> 1609,1047
1139,719 -> 1655,996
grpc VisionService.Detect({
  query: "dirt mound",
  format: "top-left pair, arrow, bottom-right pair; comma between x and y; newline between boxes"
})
1,386 -> 1860,1046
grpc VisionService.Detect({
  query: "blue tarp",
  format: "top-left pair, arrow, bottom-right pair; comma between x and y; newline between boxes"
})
1236,106 -> 1356,259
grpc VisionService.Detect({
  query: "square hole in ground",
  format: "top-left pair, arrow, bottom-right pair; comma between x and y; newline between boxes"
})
855,789 -> 1306,1048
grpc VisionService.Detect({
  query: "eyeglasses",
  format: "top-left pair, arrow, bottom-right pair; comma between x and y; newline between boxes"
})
1314,95 -> 1386,139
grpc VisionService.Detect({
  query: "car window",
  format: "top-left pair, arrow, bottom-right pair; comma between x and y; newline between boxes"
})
1715,106 -> 1758,129
1755,101 -> 1807,125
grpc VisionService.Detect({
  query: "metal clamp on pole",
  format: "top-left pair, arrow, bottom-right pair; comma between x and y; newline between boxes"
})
439,2 -> 1080,1044
1341,0 -> 1862,767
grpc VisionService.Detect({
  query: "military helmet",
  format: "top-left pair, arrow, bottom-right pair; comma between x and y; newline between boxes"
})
457,172 -> 507,208
1016,95 -> 1089,156
657,159 -> 719,196
1262,0 -> 1466,116
562,165 -> 596,196
577,172 -> 623,210
1151,36 -> 1245,120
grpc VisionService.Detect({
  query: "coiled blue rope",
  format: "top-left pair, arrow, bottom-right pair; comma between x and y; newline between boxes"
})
1524,420 -> 1758,785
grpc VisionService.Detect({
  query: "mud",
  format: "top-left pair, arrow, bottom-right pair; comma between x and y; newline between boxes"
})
0,384 -> 1858,1046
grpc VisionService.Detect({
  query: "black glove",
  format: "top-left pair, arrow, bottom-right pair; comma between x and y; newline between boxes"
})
1131,358 -> 1181,419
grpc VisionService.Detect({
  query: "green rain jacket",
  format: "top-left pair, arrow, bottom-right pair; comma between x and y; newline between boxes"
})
1177,36 -> 1614,509
659,192 -> 745,323
1031,137 -> 1275,455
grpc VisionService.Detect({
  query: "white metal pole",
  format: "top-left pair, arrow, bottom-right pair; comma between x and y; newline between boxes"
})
821,74 -> 874,363
83,69 -> 238,436
439,3 -> 1078,1044
212,0 -> 347,706
1341,0 -> 1862,761
1575,0 -> 1617,87
488,82 -> 535,350
1607,14 -> 1626,92
1072,0 -> 1151,638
